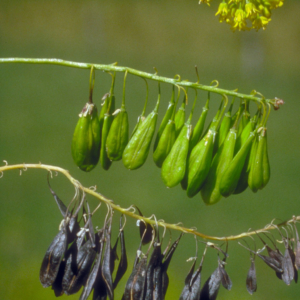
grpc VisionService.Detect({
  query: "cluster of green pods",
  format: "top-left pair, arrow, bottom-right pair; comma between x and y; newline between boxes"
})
72,69 -> 272,204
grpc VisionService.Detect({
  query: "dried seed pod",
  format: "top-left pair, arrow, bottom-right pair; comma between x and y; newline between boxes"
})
106,72 -> 129,161
113,216 -> 128,289
123,256 -> 148,300
246,258 -> 257,295
199,266 -> 222,300
79,230 -> 104,300
40,226 -> 68,288
161,233 -> 183,298
72,102 -> 101,172
218,257 -> 232,290
293,222 -> 300,269
62,239 -> 97,295
136,206 -> 153,245
179,258 -> 197,300
144,240 -> 162,300
122,88 -> 160,170
280,239 -> 295,285
101,215 -> 114,300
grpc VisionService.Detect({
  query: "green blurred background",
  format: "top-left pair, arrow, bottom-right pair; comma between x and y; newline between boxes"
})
0,0 -> 300,299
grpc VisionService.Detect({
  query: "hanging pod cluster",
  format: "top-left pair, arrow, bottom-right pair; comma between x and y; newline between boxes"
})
72,69 -> 273,204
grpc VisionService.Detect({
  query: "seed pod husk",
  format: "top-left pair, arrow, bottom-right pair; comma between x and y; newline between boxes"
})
135,206 -> 153,245
219,131 -> 255,197
79,231 -> 104,300
101,215 -> 114,300
293,222 -> 300,269
51,258 -> 66,297
62,239 -> 97,295
123,256 -> 148,300
145,241 -> 162,300
113,217 -> 128,289
179,258 -> 197,300
174,96 -> 186,138
153,86 -> 176,152
40,227 -> 68,288
201,126 -> 237,205
199,267 -> 221,300
246,258 -> 257,295
122,91 -> 160,170
72,102 -> 101,172
218,257 -> 232,290
189,95 -> 210,151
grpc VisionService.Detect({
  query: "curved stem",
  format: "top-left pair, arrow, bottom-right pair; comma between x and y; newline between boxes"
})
0,57 -> 279,106
0,162 -> 297,242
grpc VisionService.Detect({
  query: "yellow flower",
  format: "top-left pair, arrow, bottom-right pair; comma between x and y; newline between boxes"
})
269,0 -> 284,9
199,0 -> 213,6
245,2 -> 258,18
252,15 -> 271,31
215,2 -> 229,22
232,8 -> 247,31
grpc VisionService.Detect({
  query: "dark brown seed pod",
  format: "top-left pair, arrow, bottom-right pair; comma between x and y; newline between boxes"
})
51,258 -> 66,297
281,239 -> 295,285
136,206 -> 153,245
123,256 -> 148,300
144,239 -> 162,300
199,266 -> 222,300
101,215 -> 114,300
40,226 -> 68,288
218,256 -> 232,291
179,258 -> 197,300
246,258 -> 257,295
113,216 -> 128,290
293,221 -> 300,269
79,230 -> 104,300
161,233 -> 183,298
62,239 -> 97,295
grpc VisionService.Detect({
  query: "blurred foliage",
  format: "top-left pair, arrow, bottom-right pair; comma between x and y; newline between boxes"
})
0,0 -> 300,299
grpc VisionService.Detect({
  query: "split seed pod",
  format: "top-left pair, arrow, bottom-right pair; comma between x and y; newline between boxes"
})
106,71 -> 129,161
122,85 -> 161,170
246,257 -> 257,295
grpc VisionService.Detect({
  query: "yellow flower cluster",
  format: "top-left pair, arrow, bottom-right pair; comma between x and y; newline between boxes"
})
200,0 -> 284,31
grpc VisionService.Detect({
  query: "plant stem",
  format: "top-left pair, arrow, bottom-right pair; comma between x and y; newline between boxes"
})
0,162 -> 296,242
0,57 -> 278,105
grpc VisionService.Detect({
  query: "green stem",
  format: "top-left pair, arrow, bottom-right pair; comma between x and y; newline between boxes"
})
0,57 -> 278,106
0,162 -> 297,242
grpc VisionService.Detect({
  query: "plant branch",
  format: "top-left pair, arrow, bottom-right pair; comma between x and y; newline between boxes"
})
0,57 -> 279,106
0,162 -> 296,242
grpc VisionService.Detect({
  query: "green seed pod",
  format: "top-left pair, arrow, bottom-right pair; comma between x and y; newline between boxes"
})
248,134 -> 259,192
174,96 -> 186,137
186,129 -> 215,198
106,107 -> 129,161
219,131 -> 256,197
237,100 -> 250,137
100,113 -> 113,170
214,97 -> 235,153
72,103 -> 101,172
153,119 -> 176,168
186,96 -> 228,198
189,95 -> 210,151
153,86 -> 175,152
122,89 -> 160,170
261,131 -> 270,188
106,72 -> 129,161
161,123 -> 192,188
201,127 -> 237,205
